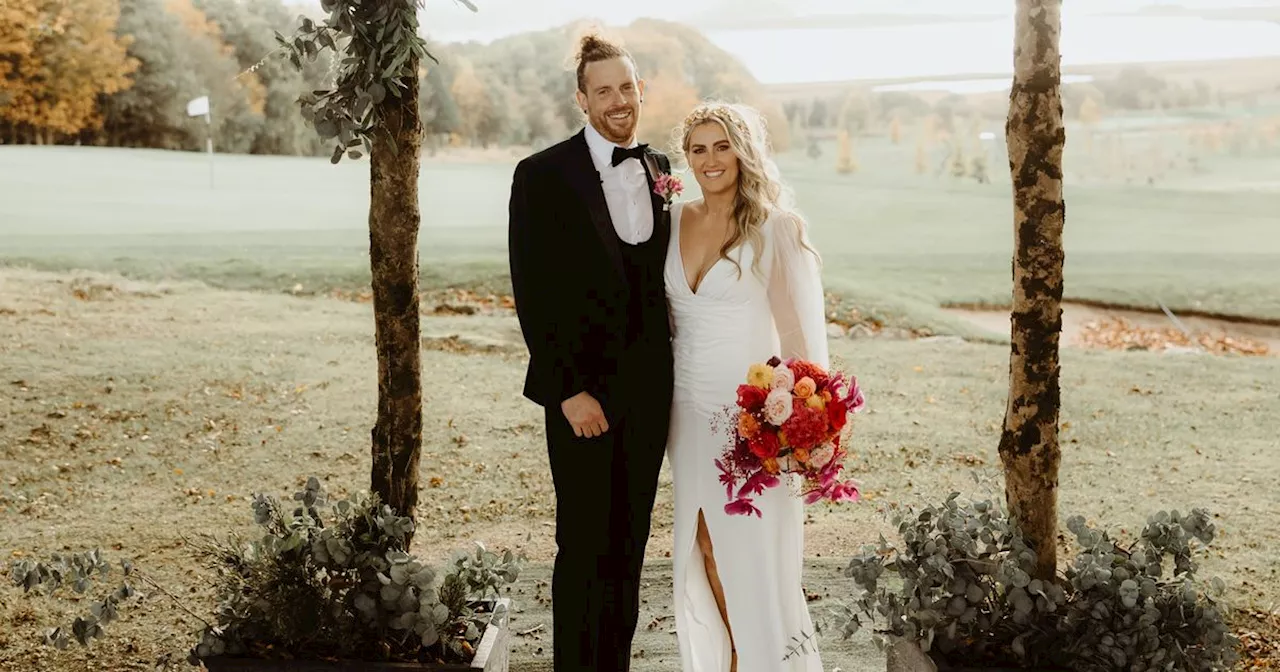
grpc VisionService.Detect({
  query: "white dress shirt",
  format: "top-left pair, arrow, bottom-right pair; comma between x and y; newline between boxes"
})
584,123 -> 655,245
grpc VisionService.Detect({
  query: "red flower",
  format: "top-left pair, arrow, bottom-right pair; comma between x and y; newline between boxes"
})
788,360 -> 829,389
748,431 -> 780,460
827,398 -> 849,431
780,400 -> 829,449
736,384 -> 768,412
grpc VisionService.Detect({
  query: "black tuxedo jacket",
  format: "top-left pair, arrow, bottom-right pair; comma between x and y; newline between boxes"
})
508,129 -> 674,417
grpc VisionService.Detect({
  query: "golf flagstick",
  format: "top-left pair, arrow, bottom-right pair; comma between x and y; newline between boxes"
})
186,95 -> 213,188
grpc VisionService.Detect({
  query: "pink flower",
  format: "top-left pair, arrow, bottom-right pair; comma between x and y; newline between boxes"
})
738,470 -> 780,499
845,376 -> 867,413
809,444 -> 836,469
771,365 -> 795,392
763,388 -> 793,425
653,173 -> 684,210
803,478 -> 860,505
725,498 -> 762,517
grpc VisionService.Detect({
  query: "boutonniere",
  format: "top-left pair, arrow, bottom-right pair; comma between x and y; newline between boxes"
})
653,173 -> 684,212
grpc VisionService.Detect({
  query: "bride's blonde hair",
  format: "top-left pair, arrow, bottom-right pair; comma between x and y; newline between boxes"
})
672,101 -> 817,278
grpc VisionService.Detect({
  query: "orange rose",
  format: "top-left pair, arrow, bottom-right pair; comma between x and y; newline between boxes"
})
792,447 -> 810,465
821,389 -> 832,402
737,412 -> 760,438
805,394 -> 826,410
762,457 -> 780,474
794,376 -> 816,399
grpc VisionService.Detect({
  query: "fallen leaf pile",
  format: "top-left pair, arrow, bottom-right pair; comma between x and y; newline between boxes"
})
324,287 -> 515,315
327,288 -> 372,303
1233,608 -> 1280,671
1077,318 -> 1271,356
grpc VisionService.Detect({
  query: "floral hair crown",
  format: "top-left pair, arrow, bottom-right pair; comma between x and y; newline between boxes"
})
682,104 -> 752,141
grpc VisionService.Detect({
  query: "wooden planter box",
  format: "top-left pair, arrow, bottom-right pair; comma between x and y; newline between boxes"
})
201,598 -> 510,672
886,637 -> 1067,672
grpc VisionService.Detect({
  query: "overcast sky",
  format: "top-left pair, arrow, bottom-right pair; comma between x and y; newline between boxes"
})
417,0 -> 1280,42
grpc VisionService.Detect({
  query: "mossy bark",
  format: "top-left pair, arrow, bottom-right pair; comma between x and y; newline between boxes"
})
368,61 -> 423,546
1000,0 -> 1066,581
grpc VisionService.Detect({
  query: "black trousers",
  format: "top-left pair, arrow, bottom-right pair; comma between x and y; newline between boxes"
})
545,396 -> 668,672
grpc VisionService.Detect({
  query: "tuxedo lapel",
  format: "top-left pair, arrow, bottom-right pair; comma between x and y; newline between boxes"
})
565,130 -> 626,284
642,149 -> 671,247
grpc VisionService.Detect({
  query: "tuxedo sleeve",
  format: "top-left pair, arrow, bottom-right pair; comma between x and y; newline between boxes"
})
508,159 -> 586,404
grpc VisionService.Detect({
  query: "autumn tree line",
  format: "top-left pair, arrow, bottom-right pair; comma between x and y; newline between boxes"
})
0,2 -> 786,155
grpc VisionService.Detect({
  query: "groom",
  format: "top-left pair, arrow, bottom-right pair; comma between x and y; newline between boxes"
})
507,32 -> 674,671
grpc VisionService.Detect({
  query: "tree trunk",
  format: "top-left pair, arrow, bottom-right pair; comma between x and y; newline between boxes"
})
368,61 -> 424,546
1000,0 -> 1066,582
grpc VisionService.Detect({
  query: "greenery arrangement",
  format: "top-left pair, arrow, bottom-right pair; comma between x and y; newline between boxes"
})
188,476 -> 524,665
836,493 -> 1238,671
8,477 -> 523,666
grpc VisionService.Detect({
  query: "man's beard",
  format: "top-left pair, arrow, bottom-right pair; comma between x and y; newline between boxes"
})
592,104 -> 638,144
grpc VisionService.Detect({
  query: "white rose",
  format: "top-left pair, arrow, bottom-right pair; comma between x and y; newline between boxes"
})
810,444 -> 836,469
771,365 -> 795,392
763,388 -> 793,425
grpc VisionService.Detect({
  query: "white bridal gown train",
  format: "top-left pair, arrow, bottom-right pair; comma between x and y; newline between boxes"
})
665,201 -> 829,672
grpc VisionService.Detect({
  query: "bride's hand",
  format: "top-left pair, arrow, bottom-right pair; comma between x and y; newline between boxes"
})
561,391 -> 608,438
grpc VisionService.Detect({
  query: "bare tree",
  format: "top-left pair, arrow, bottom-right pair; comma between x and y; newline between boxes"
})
999,0 -> 1065,581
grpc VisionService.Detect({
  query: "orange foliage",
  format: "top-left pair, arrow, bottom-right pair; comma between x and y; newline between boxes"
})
0,0 -> 137,138
163,0 -> 225,41
637,73 -> 700,151
163,0 -> 266,116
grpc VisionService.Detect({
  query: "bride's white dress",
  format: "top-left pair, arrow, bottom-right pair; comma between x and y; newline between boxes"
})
665,201 -> 828,672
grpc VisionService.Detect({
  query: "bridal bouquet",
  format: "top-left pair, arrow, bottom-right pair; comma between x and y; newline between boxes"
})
715,356 -> 865,517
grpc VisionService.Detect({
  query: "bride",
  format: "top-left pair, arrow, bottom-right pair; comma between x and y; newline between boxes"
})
665,102 -> 828,672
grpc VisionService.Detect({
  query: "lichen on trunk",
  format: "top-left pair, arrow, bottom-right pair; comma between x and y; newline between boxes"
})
1000,0 -> 1066,582
368,69 -> 424,545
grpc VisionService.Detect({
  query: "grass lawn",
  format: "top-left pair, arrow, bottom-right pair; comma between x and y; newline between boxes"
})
4,139 -> 1279,332
0,268 -> 1277,670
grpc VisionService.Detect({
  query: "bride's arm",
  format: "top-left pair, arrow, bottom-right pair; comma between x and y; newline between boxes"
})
766,211 -> 830,368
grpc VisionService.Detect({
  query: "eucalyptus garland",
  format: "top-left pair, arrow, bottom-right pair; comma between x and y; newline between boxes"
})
270,0 -> 476,163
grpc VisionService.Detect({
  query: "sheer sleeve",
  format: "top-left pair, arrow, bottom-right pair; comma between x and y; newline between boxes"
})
766,211 -> 829,368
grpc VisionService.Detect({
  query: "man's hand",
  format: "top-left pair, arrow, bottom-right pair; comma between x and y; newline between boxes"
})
561,391 -> 608,438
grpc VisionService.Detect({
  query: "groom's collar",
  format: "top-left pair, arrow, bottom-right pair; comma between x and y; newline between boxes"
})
583,123 -> 639,168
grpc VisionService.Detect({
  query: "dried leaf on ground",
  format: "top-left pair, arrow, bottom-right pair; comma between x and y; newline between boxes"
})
1233,608 -> 1280,671
1078,317 -> 1270,356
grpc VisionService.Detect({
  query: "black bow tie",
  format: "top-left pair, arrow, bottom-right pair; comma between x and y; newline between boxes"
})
611,144 -> 648,167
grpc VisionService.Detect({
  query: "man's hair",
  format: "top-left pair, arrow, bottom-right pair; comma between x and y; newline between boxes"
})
574,32 -> 635,93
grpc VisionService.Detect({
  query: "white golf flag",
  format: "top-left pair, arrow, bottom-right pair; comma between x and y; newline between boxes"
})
186,95 -> 210,117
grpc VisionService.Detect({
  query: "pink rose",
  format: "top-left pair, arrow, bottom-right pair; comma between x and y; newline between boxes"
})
763,388 -> 793,425
771,365 -> 795,392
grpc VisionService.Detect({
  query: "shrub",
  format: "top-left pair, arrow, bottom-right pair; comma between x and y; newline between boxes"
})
188,477 -> 524,665
836,493 -> 1238,671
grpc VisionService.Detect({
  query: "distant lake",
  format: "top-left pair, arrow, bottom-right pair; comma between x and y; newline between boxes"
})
705,16 -> 1280,83
434,14 -> 1280,84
